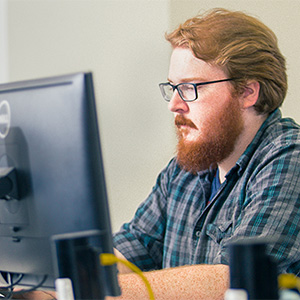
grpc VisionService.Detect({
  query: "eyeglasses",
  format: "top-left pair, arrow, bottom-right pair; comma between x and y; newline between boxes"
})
159,78 -> 237,102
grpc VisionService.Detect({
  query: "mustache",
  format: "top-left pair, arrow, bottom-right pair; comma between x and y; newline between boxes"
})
175,115 -> 198,129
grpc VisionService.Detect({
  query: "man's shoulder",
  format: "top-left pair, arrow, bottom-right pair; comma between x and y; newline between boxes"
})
159,157 -> 210,190
251,110 -> 300,152
238,110 -> 300,172
161,157 -> 197,180
260,114 -> 300,150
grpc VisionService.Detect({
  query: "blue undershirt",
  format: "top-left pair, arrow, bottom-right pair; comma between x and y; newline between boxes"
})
208,168 -> 221,203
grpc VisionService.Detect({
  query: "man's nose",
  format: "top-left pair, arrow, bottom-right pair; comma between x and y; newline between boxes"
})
167,90 -> 189,113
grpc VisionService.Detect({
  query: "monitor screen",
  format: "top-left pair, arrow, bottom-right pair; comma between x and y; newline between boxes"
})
0,72 -> 120,298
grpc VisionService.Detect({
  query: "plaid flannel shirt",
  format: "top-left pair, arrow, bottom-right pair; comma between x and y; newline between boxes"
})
113,109 -> 300,274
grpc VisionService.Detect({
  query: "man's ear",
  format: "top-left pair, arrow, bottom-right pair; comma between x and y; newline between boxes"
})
240,81 -> 260,109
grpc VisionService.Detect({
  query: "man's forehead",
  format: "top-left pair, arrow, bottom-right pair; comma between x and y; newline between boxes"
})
168,47 -> 226,83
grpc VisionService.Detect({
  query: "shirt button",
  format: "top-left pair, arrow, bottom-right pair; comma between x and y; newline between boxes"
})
195,231 -> 201,237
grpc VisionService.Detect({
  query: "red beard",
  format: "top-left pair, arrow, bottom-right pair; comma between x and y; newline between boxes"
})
175,96 -> 244,174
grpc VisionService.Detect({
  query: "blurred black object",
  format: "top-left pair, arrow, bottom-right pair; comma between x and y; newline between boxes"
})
228,238 -> 278,300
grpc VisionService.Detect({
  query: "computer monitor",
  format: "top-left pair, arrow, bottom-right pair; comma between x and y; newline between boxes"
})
0,72 -> 120,298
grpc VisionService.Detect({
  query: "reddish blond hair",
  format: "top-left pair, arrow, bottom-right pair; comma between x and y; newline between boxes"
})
166,8 -> 287,114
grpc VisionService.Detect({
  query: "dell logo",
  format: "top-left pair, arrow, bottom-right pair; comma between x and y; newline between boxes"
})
0,100 -> 11,139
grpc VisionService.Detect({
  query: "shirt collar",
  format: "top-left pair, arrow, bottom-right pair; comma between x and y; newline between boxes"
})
234,109 -> 282,177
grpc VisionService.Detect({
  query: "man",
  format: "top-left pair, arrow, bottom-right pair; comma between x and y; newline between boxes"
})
111,7 -> 300,300
16,7 -> 300,300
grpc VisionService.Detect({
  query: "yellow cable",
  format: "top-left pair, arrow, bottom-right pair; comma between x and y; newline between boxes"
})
278,273 -> 300,292
100,253 -> 155,300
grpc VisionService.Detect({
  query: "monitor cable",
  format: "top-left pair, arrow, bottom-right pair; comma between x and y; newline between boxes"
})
3,274 -> 49,300
0,273 -> 24,299
100,253 -> 155,300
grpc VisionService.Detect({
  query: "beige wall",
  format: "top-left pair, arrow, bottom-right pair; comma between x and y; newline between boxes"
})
0,0 -> 8,82
6,0 -> 174,232
4,0 -> 300,231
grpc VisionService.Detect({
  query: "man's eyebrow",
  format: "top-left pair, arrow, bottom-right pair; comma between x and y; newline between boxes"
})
167,77 -> 207,83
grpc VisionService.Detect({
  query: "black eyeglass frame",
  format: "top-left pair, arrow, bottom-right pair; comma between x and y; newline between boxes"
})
159,78 -> 237,102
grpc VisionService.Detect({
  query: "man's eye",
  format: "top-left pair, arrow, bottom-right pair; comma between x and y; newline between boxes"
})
181,84 -> 194,91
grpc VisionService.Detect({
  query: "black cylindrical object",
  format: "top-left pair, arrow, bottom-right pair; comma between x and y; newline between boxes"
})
228,239 -> 278,300
52,230 -> 106,300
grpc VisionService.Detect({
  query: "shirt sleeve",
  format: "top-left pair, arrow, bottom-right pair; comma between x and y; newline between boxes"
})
113,158 -> 177,271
